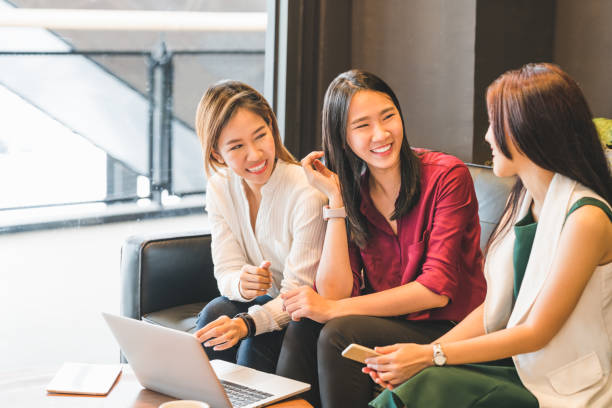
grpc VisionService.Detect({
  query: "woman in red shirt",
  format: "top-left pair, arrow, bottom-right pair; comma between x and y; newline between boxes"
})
277,69 -> 486,407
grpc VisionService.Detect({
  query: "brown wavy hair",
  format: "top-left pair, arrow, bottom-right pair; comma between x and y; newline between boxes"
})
195,80 -> 297,177
485,63 -> 612,252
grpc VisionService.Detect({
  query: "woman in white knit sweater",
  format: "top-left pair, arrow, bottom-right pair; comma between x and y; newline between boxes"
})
192,80 -> 326,373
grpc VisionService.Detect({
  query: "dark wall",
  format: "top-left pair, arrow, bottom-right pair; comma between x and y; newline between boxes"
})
555,0 -> 612,119
351,0 -> 477,162
472,0 -> 556,163
274,0 -> 612,164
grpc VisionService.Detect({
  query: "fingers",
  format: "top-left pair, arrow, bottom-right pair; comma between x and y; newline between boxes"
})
241,272 -> 271,288
301,152 -> 331,179
241,264 -> 272,282
300,151 -> 325,168
280,286 -> 311,311
313,159 -> 332,176
239,263 -> 273,299
362,367 -> 393,389
195,316 -> 245,350
194,316 -> 227,342
195,319 -> 228,344
374,344 -> 400,354
365,357 -> 393,372
377,370 -> 400,386
281,287 -> 301,300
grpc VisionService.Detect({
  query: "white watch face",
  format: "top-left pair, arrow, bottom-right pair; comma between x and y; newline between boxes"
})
433,354 -> 447,366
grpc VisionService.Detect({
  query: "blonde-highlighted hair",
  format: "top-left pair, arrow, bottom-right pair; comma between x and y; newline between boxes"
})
195,80 -> 297,176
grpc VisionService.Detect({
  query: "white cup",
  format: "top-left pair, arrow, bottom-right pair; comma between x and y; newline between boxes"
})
159,400 -> 210,408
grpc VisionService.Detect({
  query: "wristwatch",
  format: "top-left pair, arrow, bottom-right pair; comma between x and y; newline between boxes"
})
432,343 -> 447,366
234,313 -> 256,337
323,205 -> 346,221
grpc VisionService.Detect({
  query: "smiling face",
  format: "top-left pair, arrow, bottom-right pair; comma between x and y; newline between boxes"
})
345,90 -> 404,174
212,108 -> 276,190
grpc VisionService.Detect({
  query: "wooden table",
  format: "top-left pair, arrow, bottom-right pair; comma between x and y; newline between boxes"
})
0,366 -> 312,408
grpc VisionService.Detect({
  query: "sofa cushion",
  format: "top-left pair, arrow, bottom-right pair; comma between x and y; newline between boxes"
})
467,165 -> 515,251
143,302 -> 207,333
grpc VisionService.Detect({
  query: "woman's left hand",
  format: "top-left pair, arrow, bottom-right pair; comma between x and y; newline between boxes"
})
362,343 -> 432,389
194,315 -> 248,351
281,286 -> 337,323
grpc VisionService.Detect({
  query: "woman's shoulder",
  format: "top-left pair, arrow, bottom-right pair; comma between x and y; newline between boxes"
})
206,169 -> 241,202
275,161 -> 326,195
567,185 -> 612,226
277,159 -> 322,189
414,148 -> 466,170
207,170 -> 231,191
414,149 -> 470,186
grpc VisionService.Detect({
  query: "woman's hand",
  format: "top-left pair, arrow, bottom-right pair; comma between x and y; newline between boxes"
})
301,151 -> 343,205
281,286 -> 338,323
194,315 -> 248,351
239,261 -> 272,300
362,343 -> 432,389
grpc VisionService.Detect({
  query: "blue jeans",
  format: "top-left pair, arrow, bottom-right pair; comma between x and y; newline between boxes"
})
195,295 -> 285,373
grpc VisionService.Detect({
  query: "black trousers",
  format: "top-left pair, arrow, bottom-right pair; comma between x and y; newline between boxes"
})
276,316 -> 454,408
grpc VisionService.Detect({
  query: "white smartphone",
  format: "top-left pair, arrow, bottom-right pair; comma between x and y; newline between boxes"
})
341,343 -> 381,364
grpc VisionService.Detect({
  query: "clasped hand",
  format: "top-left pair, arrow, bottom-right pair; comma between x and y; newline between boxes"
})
239,261 -> 272,300
362,343 -> 432,390
281,286 -> 337,323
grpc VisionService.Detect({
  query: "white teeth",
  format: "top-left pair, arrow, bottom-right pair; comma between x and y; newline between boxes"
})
371,144 -> 391,153
248,161 -> 266,172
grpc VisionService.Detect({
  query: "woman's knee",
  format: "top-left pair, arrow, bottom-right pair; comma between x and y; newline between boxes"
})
195,296 -> 235,328
318,316 -> 362,354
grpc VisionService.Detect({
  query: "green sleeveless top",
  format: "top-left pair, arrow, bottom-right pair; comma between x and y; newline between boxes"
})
513,197 -> 612,299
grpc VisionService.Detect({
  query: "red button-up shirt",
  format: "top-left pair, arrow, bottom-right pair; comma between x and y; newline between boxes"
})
348,149 -> 486,322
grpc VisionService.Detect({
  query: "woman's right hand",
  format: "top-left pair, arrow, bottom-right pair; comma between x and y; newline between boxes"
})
239,261 -> 272,300
301,151 -> 343,205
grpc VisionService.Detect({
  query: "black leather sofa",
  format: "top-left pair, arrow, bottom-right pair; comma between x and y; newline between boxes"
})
120,164 -> 514,334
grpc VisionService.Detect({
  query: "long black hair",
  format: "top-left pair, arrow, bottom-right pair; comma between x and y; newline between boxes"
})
486,63 -> 612,251
321,69 -> 421,248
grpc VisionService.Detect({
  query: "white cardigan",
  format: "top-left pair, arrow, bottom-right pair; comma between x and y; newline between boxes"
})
205,160 -> 327,335
484,174 -> 612,407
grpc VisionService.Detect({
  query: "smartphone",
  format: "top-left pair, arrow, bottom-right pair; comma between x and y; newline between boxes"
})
341,343 -> 380,364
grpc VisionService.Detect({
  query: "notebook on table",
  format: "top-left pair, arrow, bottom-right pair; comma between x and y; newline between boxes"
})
46,362 -> 122,395
102,313 -> 309,408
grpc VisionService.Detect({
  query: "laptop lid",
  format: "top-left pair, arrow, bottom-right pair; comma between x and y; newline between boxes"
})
101,313 -> 309,408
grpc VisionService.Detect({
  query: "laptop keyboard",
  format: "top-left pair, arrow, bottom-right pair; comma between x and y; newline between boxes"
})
221,379 -> 273,407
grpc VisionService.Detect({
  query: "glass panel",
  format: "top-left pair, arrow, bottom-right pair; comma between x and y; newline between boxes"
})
1,0 -> 267,376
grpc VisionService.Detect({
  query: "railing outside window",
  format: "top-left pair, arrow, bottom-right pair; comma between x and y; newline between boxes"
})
0,46 -> 265,233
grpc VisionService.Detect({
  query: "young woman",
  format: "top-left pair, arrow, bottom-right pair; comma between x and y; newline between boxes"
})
276,70 -> 487,407
192,80 -> 326,373
365,63 -> 612,408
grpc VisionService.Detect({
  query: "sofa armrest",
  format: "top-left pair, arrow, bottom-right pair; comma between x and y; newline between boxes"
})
120,230 -> 220,320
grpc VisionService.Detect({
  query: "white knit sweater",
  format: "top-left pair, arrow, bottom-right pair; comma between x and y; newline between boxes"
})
205,160 -> 327,335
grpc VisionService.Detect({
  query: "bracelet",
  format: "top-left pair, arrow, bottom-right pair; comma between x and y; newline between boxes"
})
234,312 -> 256,337
323,205 -> 346,221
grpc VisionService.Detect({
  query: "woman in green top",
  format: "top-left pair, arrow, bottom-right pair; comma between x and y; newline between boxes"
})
364,63 -> 612,407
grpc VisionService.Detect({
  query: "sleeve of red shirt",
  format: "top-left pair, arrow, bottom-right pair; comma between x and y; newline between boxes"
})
415,164 -> 480,303
348,240 -> 364,297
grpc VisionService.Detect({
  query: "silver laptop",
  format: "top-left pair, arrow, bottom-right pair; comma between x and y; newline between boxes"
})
102,313 -> 309,408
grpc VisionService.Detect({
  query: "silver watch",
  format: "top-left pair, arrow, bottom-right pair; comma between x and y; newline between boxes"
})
432,343 -> 447,366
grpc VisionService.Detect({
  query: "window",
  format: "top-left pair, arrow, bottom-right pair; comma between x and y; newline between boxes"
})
0,0 -> 267,373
